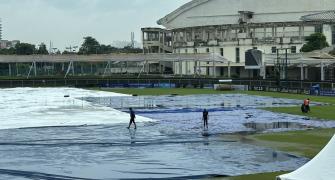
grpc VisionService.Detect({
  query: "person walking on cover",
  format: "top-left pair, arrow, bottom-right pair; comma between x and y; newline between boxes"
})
127,108 -> 137,129
202,109 -> 209,130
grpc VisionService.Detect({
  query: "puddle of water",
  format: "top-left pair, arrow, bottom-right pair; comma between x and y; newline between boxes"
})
244,122 -> 308,132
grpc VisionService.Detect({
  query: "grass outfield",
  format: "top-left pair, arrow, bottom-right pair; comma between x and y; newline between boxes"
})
221,128 -> 335,180
230,91 -> 335,179
263,106 -> 335,120
218,171 -> 288,180
241,91 -> 335,121
241,91 -> 335,104
249,128 -> 335,158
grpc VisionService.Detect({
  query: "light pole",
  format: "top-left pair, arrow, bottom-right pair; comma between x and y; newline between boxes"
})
276,47 -> 290,80
52,48 -> 57,54
94,45 -> 99,55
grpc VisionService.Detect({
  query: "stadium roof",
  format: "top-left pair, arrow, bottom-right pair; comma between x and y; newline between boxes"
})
301,10 -> 335,22
0,53 -> 228,63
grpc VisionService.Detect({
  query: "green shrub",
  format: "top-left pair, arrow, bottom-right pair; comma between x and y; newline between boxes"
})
301,33 -> 329,52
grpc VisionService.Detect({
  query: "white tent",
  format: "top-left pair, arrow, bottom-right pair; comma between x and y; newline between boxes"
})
277,134 -> 335,180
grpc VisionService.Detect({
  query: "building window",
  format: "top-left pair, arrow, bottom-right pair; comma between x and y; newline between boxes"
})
206,48 -> 210,53
271,47 -> 277,54
315,25 -> 323,33
253,47 -> 257,50
332,25 -> 335,45
279,37 -> 283,45
236,67 -> 241,75
236,47 -> 240,63
220,48 -> 224,56
291,46 -> 297,53
186,32 -> 192,41
179,32 -> 184,41
220,67 -> 224,76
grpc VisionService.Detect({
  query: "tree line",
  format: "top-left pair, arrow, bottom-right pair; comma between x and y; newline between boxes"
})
64,36 -> 142,55
1,34 -> 332,55
0,43 -> 49,55
0,36 -> 142,55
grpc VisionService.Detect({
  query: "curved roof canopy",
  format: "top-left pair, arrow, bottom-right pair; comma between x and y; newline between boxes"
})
158,0 -> 335,29
157,0 -> 209,26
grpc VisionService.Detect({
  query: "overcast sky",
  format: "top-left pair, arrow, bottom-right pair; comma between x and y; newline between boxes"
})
0,0 -> 190,50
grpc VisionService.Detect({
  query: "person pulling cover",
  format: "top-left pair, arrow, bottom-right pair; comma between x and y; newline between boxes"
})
301,98 -> 311,113
127,108 -> 137,129
202,109 -> 209,130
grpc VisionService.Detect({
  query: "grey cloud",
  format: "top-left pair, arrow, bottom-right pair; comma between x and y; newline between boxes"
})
0,0 -> 190,50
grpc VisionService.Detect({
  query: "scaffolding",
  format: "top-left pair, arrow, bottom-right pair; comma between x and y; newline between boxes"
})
0,53 -> 227,78
265,52 -> 335,81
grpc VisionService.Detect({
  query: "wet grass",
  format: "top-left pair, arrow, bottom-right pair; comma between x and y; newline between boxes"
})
231,92 -> 335,179
216,171 -> 288,180
263,105 -> 335,120
241,91 -> 335,104
249,128 -> 335,158
241,91 -> 335,121
219,128 -> 335,180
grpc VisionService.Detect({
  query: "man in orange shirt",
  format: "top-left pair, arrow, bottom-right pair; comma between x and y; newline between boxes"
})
303,98 -> 310,113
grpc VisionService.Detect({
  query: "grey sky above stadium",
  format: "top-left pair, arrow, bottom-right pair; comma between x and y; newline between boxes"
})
0,0 -> 189,50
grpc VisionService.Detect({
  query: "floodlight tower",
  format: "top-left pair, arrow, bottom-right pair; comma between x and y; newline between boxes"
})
130,32 -> 135,48
0,18 -> 2,40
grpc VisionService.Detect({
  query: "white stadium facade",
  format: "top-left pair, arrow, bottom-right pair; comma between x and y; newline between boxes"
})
142,0 -> 335,81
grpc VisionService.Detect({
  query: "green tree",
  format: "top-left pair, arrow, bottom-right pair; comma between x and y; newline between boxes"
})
15,43 -> 36,55
0,47 -> 16,55
37,43 -> 49,55
78,36 -> 143,55
78,36 -> 100,55
301,33 -> 329,52
62,50 -> 76,55
99,44 -> 118,54
121,46 -> 143,53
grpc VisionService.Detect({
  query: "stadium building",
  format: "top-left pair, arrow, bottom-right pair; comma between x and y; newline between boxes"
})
142,0 -> 335,81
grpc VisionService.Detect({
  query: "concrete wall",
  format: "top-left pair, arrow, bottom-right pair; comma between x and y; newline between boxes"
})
175,43 -> 304,64
323,24 -> 333,46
